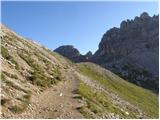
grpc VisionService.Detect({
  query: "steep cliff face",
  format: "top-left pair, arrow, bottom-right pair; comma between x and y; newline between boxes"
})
93,12 -> 159,92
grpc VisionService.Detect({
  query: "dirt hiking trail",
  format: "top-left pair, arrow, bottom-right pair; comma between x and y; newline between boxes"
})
11,72 -> 84,119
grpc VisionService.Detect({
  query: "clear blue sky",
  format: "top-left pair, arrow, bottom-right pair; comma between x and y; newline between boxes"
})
1,1 -> 158,54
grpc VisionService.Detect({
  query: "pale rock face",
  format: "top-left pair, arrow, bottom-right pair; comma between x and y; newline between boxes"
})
92,12 -> 159,92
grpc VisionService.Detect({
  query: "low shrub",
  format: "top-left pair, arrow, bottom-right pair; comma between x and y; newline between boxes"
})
1,98 -> 10,106
1,46 -> 19,70
11,93 -> 31,113
3,71 -> 18,79
9,104 -> 27,113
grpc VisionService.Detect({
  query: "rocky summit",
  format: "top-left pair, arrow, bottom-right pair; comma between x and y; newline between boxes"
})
92,12 -> 159,92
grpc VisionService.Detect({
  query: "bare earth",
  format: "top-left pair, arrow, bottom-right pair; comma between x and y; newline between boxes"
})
10,77 -> 84,119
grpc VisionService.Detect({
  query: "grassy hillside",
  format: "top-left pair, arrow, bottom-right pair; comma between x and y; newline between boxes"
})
77,63 -> 159,118
1,25 -> 158,119
1,25 -> 72,117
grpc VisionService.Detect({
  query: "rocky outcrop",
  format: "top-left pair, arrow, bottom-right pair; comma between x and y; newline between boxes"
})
85,51 -> 92,59
92,12 -> 159,92
54,45 -> 80,59
54,45 -> 92,62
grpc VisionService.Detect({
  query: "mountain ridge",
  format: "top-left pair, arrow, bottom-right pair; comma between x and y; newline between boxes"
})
54,12 -> 159,92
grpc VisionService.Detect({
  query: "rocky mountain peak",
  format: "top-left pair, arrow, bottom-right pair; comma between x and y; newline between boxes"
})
85,51 -> 92,58
140,12 -> 150,19
54,45 -> 80,59
92,12 -> 159,92
54,45 -> 93,62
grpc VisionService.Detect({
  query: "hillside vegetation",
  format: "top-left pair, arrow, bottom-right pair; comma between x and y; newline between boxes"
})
0,25 -> 159,119
1,25 -> 72,118
77,63 -> 158,118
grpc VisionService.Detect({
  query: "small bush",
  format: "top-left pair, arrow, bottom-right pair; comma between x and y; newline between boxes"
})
1,98 -> 10,105
11,93 -> 31,113
50,68 -> 63,81
1,46 -> 19,70
9,104 -> 27,113
28,71 -> 54,87
1,45 -> 11,60
23,94 -> 31,100
3,71 -> 18,79
1,72 -> 6,81
77,106 -> 94,118
18,50 -> 62,87
19,52 -> 53,87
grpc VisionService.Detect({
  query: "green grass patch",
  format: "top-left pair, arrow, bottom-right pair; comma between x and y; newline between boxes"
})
1,45 -> 19,70
34,52 -> 52,68
3,71 -> 18,79
29,71 -> 54,87
1,71 -> 15,86
77,82 -> 129,118
10,93 -> 31,113
78,64 -> 159,118
77,106 -> 94,118
18,51 -> 62,87
50,68 -> 63,82
1,72 -> 6,81
9,103 -> 28,114
9,105 -> 26,113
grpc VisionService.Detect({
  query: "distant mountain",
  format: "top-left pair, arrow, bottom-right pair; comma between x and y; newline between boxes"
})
54,45 -> 92,62
54,45 -> 80,59
92,12 -> 159,92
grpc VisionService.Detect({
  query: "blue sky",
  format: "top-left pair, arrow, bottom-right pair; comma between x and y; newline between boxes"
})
1,1 -> 158,54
